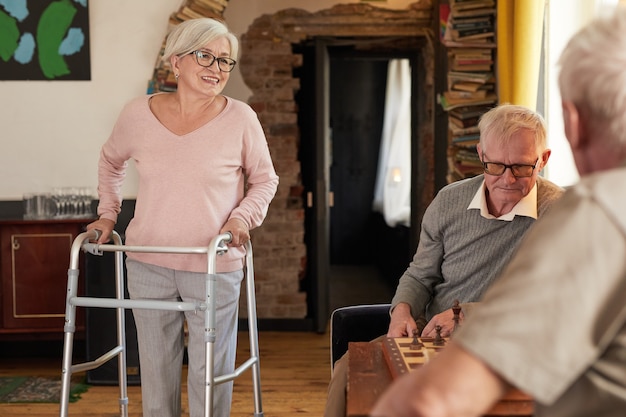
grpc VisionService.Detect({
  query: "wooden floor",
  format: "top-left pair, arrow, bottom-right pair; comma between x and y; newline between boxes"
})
0,330 -> 331,417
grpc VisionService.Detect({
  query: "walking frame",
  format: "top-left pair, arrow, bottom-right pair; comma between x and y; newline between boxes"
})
59,229 -> 264,417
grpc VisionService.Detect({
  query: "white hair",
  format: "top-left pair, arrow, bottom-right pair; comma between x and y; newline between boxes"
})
478,103 -> 547,154
558,6 -> 626,146
162,18 -> 239,63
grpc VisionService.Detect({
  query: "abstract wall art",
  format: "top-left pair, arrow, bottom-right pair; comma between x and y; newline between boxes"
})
0,0 -> 90,80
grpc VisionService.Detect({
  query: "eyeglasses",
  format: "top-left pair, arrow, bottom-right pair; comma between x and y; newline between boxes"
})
482,158 -> 539,178
190,50 -> 237,72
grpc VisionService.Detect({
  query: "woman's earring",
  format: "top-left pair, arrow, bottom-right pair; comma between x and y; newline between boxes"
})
175,73 -> 179,80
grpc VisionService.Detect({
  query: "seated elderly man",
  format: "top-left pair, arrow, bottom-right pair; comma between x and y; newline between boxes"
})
324,103 -> 564,417
371,6 -> 626,417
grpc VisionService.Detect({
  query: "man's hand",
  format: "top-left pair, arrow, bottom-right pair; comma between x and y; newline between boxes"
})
387,303 -> 417,338
421,307 -> 464,338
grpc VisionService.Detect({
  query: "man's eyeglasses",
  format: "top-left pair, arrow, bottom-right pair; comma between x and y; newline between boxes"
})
482,158 -> 539,178
190,50 -> 237,72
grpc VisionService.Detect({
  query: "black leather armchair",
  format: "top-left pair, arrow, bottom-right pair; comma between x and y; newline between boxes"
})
329,303 -> 391,369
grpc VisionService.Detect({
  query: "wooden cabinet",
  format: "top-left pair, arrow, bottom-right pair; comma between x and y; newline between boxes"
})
0,219 -> 93,340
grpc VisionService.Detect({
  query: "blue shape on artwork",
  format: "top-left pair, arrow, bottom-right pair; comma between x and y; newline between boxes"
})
73,0 -> 87,7
14,32 -> 35,64
59,27 -> 84,56
0,0 -> 28,22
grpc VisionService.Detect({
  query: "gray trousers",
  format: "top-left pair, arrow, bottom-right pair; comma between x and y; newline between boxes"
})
126,259 -> 243,417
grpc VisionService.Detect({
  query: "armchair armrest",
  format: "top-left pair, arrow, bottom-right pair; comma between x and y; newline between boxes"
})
330,304 -> 391,368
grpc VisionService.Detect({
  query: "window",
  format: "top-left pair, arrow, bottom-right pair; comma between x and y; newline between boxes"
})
542,0 -> 620,186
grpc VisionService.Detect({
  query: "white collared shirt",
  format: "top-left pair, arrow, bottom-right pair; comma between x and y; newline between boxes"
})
467,180 -> 538,221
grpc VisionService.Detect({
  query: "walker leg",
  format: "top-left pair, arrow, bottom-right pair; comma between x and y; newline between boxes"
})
245,246 -> 264,417
59,267 -> 80,417
59,332 -> 75,417
114,250 -> 129,417
204,272 -> 217,417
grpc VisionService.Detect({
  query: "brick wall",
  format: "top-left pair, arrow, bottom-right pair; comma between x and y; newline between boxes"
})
238,1 -> 437,319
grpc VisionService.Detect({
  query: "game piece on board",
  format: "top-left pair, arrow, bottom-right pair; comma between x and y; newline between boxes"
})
433,325 -> 445,346
452,299 -> 462,333
410,329 -> 423,350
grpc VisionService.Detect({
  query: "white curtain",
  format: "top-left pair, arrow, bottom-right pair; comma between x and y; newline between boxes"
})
372,59 -> 412,228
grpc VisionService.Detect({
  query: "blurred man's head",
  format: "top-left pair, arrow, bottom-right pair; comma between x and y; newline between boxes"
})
558,6 -> 626,175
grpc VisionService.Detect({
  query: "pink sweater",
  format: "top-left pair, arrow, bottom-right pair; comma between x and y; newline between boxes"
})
97,94 -> 279,273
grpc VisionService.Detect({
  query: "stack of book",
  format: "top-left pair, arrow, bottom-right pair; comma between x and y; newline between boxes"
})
170,0 -> 227,24
170,0 -> 228,24
444,0 -> 496,47
446,105 -> 493,181
441,68 -> 496,111
149,64 -> 178,93
439,0 -> 497,183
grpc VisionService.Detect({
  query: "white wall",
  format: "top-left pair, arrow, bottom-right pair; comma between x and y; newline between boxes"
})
0,0 -> 413,201
0,0 -> 184,200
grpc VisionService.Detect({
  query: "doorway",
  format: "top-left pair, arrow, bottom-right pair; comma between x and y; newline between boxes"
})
328,51 -> 404,313
296,40 -> 419,332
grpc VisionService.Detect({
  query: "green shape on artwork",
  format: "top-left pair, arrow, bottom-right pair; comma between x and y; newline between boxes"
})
37,0 -> 77,79
0,10 -> 20,62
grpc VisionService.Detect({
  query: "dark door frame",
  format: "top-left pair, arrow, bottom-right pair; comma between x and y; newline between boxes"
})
304,37 -> 426,333
311,38 -> 332,334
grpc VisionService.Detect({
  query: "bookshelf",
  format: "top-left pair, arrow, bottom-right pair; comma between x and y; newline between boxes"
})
439,0 -> 497,183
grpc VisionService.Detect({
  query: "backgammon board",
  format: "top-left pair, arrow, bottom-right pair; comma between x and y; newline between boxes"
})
382,335 -> 448,379
347,340 -> 534,417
